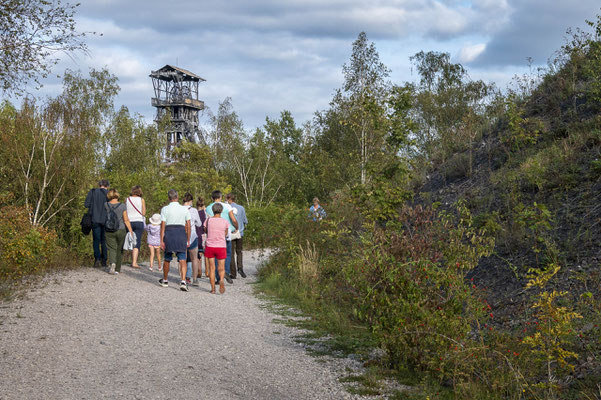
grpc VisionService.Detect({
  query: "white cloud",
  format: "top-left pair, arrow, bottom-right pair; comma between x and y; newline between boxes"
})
4,0 -> 599,131
458,43 -> 486,63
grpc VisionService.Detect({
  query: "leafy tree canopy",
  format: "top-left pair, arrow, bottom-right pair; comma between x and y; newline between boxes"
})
0,0 -> 89,94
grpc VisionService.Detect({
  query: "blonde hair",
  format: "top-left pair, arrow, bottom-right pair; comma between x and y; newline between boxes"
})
107,188 -> 120,201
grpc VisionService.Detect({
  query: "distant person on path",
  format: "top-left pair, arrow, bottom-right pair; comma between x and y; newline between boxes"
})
159,189 -> 191,292
206,190 -> 238,284
309,197 -> 326,221
226,193 -> 248,278
204,203 -> 229,294
104,189 -> 134,275
84,179 -> 110,268
145,213 -> 162,271
183,193 -> 202,286
126,185 -> 146,269
196,197 -> 208,278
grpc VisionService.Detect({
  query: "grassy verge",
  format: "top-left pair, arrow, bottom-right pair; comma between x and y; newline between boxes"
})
255,254 -> 456,399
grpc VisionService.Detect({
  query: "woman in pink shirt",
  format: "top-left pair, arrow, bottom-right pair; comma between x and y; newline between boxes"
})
203,203 -> 229,294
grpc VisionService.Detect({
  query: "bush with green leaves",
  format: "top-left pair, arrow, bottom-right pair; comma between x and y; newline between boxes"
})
0,196 -> 73,289
343,203 -> 497,381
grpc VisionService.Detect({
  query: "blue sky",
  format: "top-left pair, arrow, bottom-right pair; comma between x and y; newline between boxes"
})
14,0 -> 601,130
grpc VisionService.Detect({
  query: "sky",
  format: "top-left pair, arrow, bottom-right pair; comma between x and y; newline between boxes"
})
16,0 -> 601,131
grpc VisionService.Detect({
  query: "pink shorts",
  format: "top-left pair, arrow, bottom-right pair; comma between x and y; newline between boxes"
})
204,246 -> 226,260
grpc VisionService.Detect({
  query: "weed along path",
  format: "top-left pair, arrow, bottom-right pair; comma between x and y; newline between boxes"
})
0,250 -> 366,400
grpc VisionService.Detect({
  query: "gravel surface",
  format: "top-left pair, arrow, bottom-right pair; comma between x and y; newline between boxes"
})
0,250 -> 369,400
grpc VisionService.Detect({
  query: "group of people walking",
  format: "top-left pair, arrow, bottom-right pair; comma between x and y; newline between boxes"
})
84,180 -> 248,294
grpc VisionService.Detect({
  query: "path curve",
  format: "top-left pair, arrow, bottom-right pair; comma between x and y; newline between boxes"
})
0,251 -> 358,399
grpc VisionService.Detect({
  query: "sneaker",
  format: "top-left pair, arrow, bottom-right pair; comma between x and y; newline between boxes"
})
231,274 -> 237,279
191,279 -> 199,287
185,278 -> 191,284
225,275 -> 233,284
238,269 -> 247,278
114,271 -> 119,275
93,259 -> 102,268
180,281 -> 189,292
108,263 -> 116,274
158,278 -> 168,287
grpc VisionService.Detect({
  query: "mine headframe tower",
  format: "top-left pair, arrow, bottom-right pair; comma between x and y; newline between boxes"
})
150,65 -> 205,151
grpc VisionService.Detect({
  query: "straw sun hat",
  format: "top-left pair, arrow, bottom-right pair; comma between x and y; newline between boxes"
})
149,214 -> 161,225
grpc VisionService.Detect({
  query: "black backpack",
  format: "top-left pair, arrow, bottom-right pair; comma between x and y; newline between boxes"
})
105,203 -> 120,232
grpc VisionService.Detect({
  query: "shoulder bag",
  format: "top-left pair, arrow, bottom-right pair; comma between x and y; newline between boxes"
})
81,189 -> 94,235
128,196 -> 146,226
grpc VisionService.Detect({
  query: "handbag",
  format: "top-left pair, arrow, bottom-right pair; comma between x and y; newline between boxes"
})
81,188 -> 94,235
80,213 -> 92,235
230,230 -> 241,240
128,197 -> 146,225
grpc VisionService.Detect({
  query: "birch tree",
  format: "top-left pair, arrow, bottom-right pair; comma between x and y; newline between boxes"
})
0,69 -> 118,228
340,32 -> 391,184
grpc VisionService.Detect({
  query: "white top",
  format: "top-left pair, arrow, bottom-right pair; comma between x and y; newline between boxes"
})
126,196 -> 144,222
187,206 -> 202,243
160,201 -> 190,226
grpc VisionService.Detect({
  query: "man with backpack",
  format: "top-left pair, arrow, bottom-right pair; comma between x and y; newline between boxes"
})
84,179 -> 109,268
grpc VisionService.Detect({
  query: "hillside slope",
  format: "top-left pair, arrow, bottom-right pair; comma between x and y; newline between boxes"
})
418,46 -> 601,379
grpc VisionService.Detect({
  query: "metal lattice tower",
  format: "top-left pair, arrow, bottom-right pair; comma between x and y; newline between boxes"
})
150,65 -> 205,151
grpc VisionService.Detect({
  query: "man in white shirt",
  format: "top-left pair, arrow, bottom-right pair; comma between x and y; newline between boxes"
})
159,189 -> 191,291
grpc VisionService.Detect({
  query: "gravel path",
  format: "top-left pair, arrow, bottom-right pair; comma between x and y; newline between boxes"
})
0,250 -> 361,400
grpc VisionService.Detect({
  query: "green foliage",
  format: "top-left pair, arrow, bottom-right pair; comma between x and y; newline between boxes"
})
583,14 -> 601,106
243,204 -> 308,248
344,203 -> 495,380
350,176 -> 412,222
0,69 -> 119,246
167,141 -> 228,200
514,202 -> 556,267
523,265 -> 582,398
409,51 -> 493,167
0,198 -> 73,289
502,95 -> 544,153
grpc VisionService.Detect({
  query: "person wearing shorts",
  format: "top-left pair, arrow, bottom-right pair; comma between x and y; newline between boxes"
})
183,193 -> 201,286
204,203 -> 229,294
159,189 -> 191,292
126,185 -> 146,269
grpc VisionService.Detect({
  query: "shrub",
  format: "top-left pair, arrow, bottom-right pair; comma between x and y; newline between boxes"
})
244,204 -> 314,248
443,152 -> 471,181
0,203 -> 70,286
344,203 -> 497,382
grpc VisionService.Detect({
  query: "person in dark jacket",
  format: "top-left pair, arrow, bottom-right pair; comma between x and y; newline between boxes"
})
84,179 -> 109,268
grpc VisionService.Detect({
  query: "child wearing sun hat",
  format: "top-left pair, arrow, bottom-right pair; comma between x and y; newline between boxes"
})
145,213 -> 162,271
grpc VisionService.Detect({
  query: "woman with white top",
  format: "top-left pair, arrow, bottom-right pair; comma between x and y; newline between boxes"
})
183,192 -> 202,285
126,185 -> 146,268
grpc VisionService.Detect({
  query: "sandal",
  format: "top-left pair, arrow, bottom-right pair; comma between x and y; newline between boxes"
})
131,265 -> 141,269
210,289 -> 216,294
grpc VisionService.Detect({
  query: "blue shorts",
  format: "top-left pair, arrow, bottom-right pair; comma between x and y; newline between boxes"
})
164,251 -> 186,262
130,221 -> 145,249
